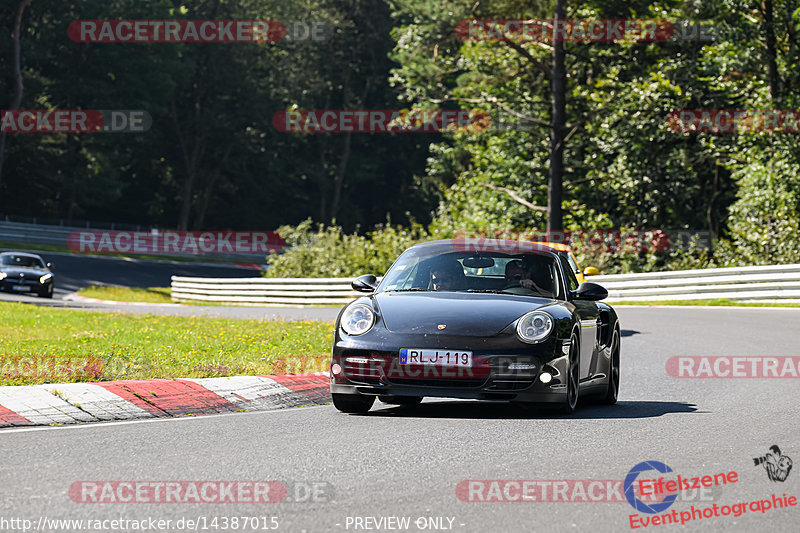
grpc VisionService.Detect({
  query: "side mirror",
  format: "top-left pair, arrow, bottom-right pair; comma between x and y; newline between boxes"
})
572,282 -> 608,301
583,266 -> 599,276
351,274 -> 378,293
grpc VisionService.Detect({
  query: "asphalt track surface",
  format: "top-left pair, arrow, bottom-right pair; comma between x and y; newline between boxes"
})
2,307 -> 798,532
0,248 -> 341,320
0,248 -> 259,294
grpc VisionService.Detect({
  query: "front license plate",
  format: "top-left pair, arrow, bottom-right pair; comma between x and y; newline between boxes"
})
399,349 -> 472,367
12,285 -> 29,291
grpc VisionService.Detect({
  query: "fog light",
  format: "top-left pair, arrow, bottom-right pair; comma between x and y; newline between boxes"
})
539,372 -> 553,384
508,363 -> 537,370
331,363 -> 342,375
345,357 -> 370,364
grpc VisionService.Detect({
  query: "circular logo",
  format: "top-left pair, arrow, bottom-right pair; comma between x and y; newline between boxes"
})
624,461 -> 678,514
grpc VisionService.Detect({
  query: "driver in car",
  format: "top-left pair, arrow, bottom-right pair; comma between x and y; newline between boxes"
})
505,259 -> 555,298
429,262 -> 465,291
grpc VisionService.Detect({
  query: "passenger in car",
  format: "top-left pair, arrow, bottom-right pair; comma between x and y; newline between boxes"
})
505,259 -> 555,298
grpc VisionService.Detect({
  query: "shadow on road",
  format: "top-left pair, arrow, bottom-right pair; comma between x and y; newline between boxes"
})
360,400 -> 699,420
620,329 -> 640,337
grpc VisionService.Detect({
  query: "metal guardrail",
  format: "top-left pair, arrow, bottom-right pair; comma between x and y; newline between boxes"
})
0,220 -> 82,247
1,214 -> 144,230
593,264 -> 800,301
171,264 -> 800,306
171,277 -> 364,306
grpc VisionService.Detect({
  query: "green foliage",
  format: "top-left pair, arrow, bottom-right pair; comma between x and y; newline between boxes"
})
716,156 -> 800,266
388,0 -> 800,271
264,219 -> 431,278
3,0 -> 800,271
0,0 -> 437,231
573,237 -> 718,275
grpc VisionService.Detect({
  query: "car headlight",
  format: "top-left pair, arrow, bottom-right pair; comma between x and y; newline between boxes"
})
0,272 -> 6,280
516,311 -> 553,343
39,273 -> 53,284
340,304 -> 376,336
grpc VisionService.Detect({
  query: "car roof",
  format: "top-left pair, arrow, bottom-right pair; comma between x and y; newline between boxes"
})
410,239 -> 560,254
531,241 -> 571,252
0,251 -> 45,260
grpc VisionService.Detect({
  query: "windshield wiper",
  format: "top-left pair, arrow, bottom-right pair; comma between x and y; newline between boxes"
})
385,288 -> 431,292
463,289 -> 506,293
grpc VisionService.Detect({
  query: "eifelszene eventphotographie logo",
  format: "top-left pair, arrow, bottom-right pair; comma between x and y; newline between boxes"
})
754,445 -> 793,482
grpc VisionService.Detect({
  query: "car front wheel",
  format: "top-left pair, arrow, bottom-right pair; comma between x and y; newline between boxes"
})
332,393 -> 375,414
559,332 -> 580,414
600,329 -> 620,405
39,285 -> 54,298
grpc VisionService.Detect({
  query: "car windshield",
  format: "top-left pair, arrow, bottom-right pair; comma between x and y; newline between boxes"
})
563,252 -> 580,275
378,242 -> 562,299
0,255 -> 46,269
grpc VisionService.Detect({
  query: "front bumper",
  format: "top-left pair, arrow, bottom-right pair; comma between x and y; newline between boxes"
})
0,279 -> 51,293
330,338 -> 572,403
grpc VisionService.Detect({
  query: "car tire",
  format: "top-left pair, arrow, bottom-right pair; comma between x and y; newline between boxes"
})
39,286 -> 54,299
332,393 -> 375,414
600,328 -> 620,405
559,331 -> 580,414
379,395 -> 423,406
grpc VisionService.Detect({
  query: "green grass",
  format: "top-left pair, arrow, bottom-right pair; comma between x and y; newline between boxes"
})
0,301 -> 333,385
612,299 -> 800,308
78,285 -> 173,304
0,241 -> 68,254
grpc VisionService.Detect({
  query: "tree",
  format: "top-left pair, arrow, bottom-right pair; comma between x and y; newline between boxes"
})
548,0 -> 566,232
0,0 -> 31,194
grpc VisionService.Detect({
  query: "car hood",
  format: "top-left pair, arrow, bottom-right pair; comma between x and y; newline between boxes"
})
0,267 -> 49,277
374,291 -> 555,336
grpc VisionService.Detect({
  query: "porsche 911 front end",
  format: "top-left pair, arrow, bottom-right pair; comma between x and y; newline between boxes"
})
329,239 -> 620,414
330,293 -> 578,410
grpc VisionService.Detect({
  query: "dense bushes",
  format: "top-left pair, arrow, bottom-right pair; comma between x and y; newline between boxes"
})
264,219 -> 431,278
266,215 -> 799,278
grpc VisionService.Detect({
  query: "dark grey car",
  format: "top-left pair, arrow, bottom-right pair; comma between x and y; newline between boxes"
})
0,252 -> 55,298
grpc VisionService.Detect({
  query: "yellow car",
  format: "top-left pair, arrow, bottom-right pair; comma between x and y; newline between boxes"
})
534,242 -> 599,284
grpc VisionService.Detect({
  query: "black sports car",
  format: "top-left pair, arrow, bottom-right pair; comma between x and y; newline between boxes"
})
330,239 -> 620,414
0,252 -> 55,298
